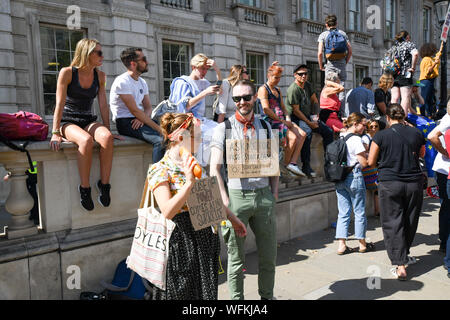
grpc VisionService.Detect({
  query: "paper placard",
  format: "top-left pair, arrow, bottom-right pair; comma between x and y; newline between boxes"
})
186,176 -> 227,231
441,4 -> 450,41
225,137 -> 279,179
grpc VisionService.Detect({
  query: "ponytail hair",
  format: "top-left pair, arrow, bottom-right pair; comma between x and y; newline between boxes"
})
386,103 -> 405,121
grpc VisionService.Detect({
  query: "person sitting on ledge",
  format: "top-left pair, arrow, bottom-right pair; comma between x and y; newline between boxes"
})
50,38 -> 117,212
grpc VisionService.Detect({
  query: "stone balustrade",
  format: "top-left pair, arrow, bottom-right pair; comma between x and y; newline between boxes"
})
0,137 -> 153,238
160,0 -> 193,10
0,133 -> 375,299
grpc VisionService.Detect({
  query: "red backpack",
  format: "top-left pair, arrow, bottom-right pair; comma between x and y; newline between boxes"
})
0,111 -> 49,141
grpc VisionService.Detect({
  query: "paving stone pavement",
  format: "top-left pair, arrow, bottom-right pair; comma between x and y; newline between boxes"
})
218,197 -> 450,300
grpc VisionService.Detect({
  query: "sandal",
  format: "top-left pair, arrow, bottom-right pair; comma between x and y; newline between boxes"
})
359,242 -> 375,253
337,246 -> 356,255
390,267 -> 407,281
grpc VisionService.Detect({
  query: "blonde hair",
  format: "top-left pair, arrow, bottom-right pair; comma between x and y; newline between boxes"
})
70,38 -> 100,69
345,112 -> 365,128
190,53 -> 208,68
227,65 -> 247,86
378,73 -> 394,91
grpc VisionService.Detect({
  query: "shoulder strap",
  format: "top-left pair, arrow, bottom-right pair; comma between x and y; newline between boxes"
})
0,135 -> 34,172
259,118 -> 270,139
223,119 -> 232,166
343,133 -> 356,142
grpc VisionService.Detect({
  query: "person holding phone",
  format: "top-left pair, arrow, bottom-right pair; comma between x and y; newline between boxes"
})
169,53 -> 222,166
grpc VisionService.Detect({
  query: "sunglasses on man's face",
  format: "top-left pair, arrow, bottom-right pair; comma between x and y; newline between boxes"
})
136,56 -> 147,63
232,95 -> 253,103
296,72 -> 308,77
369,125 -> 379,129
242,70 -> 249,75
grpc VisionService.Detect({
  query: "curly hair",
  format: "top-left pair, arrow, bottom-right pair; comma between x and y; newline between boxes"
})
419,43 -> 438,58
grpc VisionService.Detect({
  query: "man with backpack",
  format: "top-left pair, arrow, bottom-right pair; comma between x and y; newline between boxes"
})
209,79 -> 279,300
317,14 -> 352,103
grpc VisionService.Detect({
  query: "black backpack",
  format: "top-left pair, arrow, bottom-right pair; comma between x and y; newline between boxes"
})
324,133 -> 356,183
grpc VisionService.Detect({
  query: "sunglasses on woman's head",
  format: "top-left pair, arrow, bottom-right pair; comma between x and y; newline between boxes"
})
232,95 -> 253,103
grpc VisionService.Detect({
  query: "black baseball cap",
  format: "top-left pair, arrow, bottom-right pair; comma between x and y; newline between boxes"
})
293,64 -> 308,74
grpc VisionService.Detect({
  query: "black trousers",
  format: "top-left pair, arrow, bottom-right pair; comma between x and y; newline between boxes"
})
378,179 -> 423,266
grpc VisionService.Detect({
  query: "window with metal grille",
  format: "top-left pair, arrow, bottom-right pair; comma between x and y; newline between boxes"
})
40,25 -> 85,115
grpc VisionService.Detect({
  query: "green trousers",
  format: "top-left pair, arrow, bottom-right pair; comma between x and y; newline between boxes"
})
222,187 -> 277,300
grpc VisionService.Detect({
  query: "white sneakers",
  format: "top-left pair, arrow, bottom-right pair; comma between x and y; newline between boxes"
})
286,164 -> 306,177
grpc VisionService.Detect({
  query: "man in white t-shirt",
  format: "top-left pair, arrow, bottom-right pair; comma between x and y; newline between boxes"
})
428,106 -> 450,254
110,47 -> 164,162
317,14 -> 352,103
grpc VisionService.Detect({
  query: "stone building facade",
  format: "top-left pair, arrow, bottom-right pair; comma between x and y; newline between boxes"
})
0,0 -> 447,121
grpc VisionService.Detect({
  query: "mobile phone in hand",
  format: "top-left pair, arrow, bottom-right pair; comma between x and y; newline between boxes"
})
216,80 -> 223,86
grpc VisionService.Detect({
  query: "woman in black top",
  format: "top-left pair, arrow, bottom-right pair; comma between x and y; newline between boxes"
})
374,73 -> 394,130
368,104 -> 425,281
51,38 -> 116,211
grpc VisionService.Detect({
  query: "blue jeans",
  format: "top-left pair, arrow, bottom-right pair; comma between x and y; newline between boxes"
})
335,168 -> 367,240
296,119 -> 334,173
420,79 -> 436,117
116,117 -> 165,163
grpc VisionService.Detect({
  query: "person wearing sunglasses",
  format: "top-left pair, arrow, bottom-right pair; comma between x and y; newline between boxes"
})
51,38 -> 117,212
215,65 -> 250,123
258,61 -> 307,177
110,47 -> 165,165
285,64 -> 334,178
210,79 -> 279,300
362,119 -> 380,217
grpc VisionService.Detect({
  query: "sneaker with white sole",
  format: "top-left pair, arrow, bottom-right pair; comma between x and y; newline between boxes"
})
286,163 -> 306,177
96,180 -> 111,207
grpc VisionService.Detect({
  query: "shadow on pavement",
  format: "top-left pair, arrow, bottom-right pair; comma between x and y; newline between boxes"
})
318,277 -> 424,300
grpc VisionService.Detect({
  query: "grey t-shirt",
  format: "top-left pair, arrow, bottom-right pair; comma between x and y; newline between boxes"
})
210,115 -> 275,190
318,29 -> 350,65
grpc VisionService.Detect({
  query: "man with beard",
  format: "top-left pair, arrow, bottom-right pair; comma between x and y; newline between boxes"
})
110,47 -> 165,162
210,79 -> 279,300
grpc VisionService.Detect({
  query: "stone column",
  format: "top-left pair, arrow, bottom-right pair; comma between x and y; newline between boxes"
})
4,164 -> 38,239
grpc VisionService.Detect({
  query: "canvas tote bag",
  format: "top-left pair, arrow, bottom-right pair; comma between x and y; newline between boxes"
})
126,180 -> 176,290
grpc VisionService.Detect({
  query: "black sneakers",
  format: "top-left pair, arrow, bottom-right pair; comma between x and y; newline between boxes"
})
96,180 -> 111,207
79,185 -> 94,211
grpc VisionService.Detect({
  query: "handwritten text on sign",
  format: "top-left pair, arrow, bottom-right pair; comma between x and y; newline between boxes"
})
186,177 -> 227,231
226,137 -> 279,179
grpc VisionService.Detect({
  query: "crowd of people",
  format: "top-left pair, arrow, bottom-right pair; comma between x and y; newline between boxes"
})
48,13 -> 449,300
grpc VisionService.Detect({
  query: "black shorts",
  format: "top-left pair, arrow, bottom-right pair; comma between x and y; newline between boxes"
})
61,114 -> 98,130
393,76 -> 413,88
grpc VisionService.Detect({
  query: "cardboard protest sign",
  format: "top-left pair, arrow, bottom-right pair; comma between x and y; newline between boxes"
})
441,4 -> 450,41
225,136 -> 279,179
186,176 -> 227,231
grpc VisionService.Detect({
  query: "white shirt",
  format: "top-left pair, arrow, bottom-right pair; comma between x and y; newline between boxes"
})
109,72 -> 149,121
343,133 -> 366,168
432,114 -> 450,175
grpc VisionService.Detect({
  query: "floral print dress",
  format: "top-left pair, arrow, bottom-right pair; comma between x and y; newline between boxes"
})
146,153 -> 220,300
